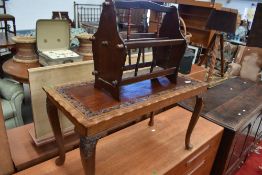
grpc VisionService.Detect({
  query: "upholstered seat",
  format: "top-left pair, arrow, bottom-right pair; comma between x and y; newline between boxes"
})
0,79 -> 24,129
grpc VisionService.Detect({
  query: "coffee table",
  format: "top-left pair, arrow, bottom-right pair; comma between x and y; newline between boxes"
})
44,75 -> 207,175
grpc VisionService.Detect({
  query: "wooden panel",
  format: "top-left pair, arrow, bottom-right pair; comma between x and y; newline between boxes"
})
28,61 -> 94,141
247,3 -> 262,47
0,106 -> 14,175
15,107 -> 223,175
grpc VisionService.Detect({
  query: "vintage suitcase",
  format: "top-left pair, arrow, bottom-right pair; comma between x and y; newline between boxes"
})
36,20 -> 82,66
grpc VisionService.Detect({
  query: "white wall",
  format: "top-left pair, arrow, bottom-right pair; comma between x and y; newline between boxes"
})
216,0 -> 259,17
6,0 -> 104,30
6,0 -> 262,30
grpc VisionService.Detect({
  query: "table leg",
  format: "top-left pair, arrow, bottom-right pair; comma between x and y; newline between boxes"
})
79,135 -> 102,175
185,96 -> 203,150
46,97 -> 65,165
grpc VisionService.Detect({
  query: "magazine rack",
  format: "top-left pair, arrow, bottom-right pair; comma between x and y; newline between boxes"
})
92,0 -> 187,100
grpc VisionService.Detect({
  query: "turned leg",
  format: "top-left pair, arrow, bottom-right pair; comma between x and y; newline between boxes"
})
219,35 -> 225,77
185,96 -> 203,150
79,135 -> 102,175
207,34 -> 219,82
46,97 -> 65,165
134,49 -> 142,76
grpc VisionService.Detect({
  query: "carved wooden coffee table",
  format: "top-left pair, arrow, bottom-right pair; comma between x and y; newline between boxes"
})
44,76 -> 207,175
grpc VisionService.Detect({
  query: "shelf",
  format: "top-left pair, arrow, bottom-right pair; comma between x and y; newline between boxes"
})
186,25 -> 210,32
179,12 -> 208,19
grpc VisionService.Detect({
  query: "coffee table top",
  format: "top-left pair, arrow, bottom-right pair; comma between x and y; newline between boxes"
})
44,75 -> 207,136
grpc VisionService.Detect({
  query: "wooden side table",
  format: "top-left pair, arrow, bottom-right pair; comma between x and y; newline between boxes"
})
2,59 -> 40,83
44,75 -> 207,175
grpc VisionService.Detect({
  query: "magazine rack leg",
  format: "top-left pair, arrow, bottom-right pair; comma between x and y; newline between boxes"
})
185,96 -> 203,150
46,97 -> 66,165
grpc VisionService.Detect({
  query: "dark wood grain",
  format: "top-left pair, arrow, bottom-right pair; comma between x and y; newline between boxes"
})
180,77 -> 262,175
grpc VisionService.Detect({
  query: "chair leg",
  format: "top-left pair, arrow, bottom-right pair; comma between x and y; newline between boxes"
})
13,19 -> 16,36
4,20 -> 8,40
219,35 -> 224,77
134,49 -> 142,76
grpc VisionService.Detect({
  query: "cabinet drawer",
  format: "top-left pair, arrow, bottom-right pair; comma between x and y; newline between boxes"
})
166,132 -> 222,175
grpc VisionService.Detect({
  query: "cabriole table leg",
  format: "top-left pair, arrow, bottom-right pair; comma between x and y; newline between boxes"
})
46,97 -> 66,165
185,96 -> 203,150
79,134 -> 104,175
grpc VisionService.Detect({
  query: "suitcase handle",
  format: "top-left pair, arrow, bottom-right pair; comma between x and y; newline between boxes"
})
63,60 -> 74,64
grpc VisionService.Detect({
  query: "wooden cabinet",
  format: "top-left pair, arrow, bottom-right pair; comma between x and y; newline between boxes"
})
225,114 -> 262,175
180,78 -> 262,175
14,107 -> 223,175
168,137 -> 221,175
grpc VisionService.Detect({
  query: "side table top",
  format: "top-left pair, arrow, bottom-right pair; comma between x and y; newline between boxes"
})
44,76 -> 207,136
180,78 -> 262,131
3,59 -> 40,83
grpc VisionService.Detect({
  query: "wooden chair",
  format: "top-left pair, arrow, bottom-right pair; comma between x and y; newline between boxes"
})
0,0 -> 16,39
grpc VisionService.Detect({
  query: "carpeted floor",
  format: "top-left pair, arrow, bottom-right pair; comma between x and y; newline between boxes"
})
235,142 -> 262,175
